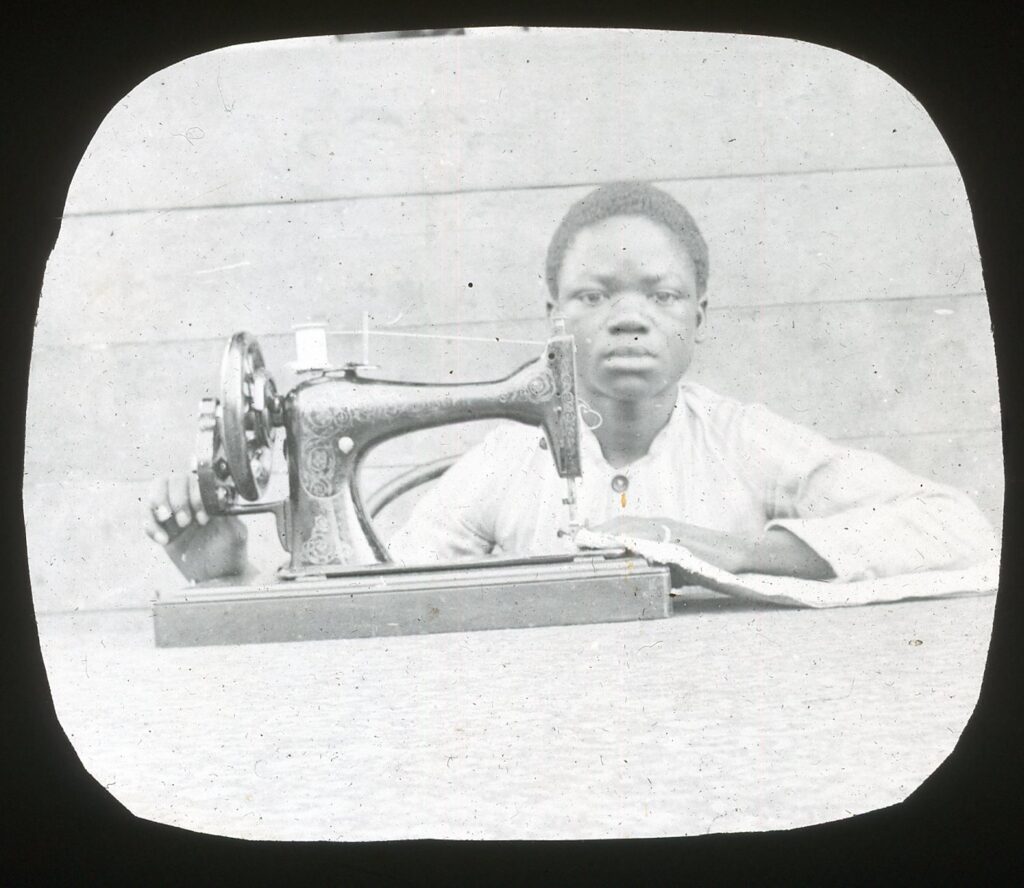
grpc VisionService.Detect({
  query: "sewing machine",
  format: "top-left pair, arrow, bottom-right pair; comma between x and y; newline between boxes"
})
152,324 -> 671,646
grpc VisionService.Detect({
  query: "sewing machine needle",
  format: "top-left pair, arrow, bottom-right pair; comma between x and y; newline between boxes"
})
562,477 -> 580,537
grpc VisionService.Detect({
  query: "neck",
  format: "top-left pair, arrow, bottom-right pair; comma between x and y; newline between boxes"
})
582,384 -> 679,468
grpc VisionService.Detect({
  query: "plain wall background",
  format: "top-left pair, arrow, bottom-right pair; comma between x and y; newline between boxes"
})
25,28 -> 1000,612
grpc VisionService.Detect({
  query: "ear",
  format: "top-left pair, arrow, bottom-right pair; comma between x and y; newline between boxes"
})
694,294 -> 709,343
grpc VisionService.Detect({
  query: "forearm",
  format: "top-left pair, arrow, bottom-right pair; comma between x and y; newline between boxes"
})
767,494 -> 997,581
738,526 -> 835,580
654,519 -> 835,580
762,433 -> 997,580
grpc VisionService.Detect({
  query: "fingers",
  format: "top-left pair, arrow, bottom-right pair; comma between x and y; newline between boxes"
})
166,473 -> 194,529
591,517 -> 628,532
146,471 -> 208,547
592,516 -> 643,534
147,475 -> 172,522
146,476 -> 173,545
188,472 -> 209,526
143,504 -> 170,547
590,516 -> 674,543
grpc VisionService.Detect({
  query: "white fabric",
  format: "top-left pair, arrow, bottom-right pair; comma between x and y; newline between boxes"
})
574,527 -> 999,608
388,382 -> 998,582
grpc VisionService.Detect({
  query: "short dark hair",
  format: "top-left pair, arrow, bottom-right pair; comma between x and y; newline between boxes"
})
545,181 -> 709,300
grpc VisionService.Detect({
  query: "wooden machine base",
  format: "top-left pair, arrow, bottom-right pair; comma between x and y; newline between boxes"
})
152,553 -> 672,647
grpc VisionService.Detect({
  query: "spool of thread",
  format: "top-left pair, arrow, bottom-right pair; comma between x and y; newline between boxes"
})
292,323 -> 329,370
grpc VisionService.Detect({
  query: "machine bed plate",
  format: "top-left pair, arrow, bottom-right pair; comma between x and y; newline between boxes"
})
153,555 -> 672,647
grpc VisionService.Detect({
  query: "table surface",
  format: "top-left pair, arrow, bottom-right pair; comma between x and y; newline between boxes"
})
36,591 -> 995,841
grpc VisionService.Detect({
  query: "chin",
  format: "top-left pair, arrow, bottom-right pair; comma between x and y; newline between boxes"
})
599,374 -> 669,402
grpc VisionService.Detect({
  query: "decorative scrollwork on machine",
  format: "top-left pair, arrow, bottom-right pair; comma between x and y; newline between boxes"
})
299,511 -> 356,565
300,439 -> 338,499
300,514 -> 337,564
497,368 -> 556,404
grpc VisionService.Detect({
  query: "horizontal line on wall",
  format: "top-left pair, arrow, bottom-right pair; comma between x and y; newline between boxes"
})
23,424 -> 1004,487
29,290 -> 990,352
837,426 -> 1003,444
60,162 -> 959,220
36,605 -> 153,616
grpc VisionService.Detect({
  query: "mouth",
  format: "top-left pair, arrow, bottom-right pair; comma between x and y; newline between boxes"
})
602,345 -> 657,364
603,345 -> 655,358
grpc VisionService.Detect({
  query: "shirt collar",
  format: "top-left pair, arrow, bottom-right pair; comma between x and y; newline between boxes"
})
578,385 -> 685,469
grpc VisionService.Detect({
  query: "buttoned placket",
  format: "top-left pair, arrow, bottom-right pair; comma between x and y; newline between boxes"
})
576,387 -> 687,519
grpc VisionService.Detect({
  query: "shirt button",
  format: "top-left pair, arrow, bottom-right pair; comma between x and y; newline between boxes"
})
611,474 -> 629,493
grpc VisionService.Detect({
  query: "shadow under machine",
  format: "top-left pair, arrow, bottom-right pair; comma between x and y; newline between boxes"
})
153,325 -> 671,646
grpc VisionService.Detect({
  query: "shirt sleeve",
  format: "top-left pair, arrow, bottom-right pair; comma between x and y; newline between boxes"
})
735,404 -> 998,581
385,428 -> 508,565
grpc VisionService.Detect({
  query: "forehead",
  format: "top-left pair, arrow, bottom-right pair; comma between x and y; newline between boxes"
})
559,215 -> 697,282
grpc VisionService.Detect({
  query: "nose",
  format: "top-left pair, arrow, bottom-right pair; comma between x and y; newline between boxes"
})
606,291 -> 651,334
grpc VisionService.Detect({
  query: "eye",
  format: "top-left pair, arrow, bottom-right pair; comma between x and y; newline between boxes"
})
651,289 -> 684,306
573,290 -> 607,307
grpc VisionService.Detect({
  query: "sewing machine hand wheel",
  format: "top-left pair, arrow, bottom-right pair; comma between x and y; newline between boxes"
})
217,332 -> 279,502
192,331 -> 278,514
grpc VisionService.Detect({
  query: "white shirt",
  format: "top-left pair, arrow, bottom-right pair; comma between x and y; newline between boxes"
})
387,382 -> 996,582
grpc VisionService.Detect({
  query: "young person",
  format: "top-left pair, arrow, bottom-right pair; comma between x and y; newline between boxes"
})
146,182 -> 996,584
